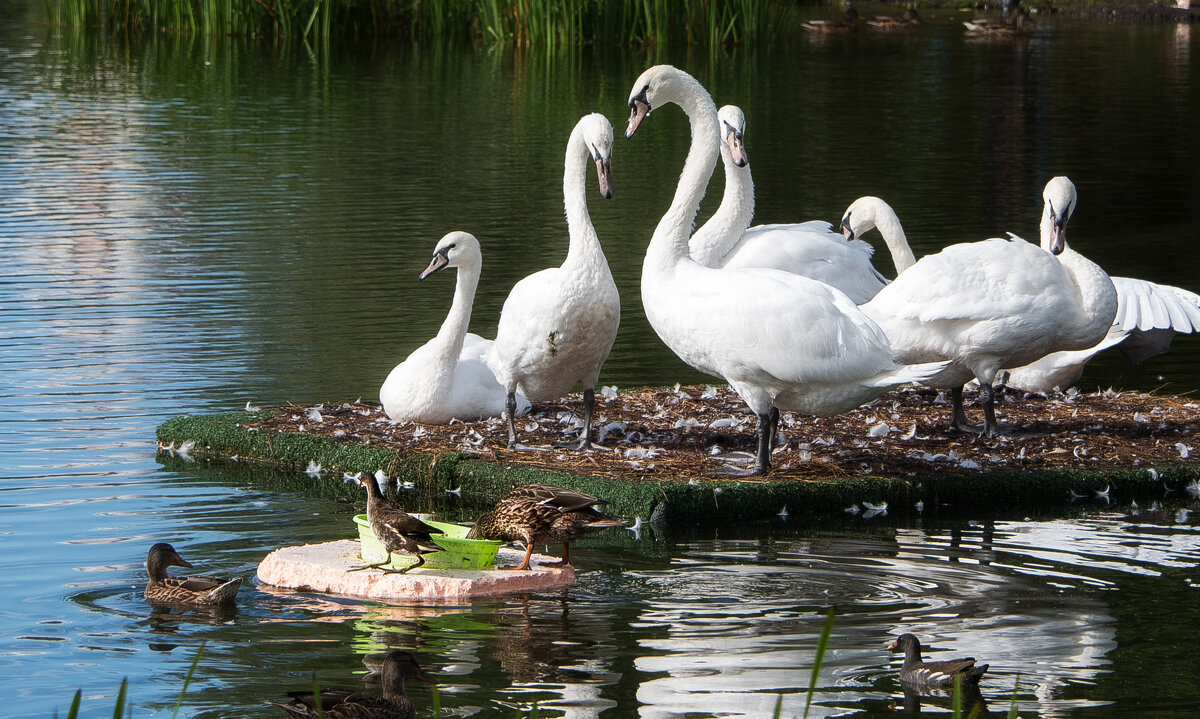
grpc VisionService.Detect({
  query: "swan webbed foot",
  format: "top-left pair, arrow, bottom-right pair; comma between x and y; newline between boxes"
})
507,441 -> 553,452
553,436 -> 597,451
714,463 -> 767,478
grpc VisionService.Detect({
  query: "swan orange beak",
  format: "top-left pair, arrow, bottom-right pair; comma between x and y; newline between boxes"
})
841,216 -> 855,241
726,127 -> 748,167
626,98 -> 650,139
419,250 -> 450,280
595,158 -> 614,199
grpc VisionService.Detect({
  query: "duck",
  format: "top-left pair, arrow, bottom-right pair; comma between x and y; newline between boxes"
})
624,64 -> 948,475
803,7 -> 860,33
144,542 -> 241,606
868,8 -> 921,29
688,106 -> 894,304
379,231 -> 529,424
859,177 -> 1118,435
1000,276 -> 1200,393
465,484 -> 623,571
888,633 -> 989,689
963,8 -> 1029,35
273,650 -> 434,719
487,113 -> 620,451
350,472 -> 443,573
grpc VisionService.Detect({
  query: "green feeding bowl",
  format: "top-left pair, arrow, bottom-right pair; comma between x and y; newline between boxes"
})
353,514 -> 501,570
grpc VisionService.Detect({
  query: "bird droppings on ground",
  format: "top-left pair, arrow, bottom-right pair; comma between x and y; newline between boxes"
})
246,384 -> 1200,482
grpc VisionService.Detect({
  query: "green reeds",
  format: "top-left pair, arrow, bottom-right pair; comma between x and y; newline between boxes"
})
44,0 -> 794,47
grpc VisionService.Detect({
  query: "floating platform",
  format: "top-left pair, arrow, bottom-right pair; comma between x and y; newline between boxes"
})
257,540 -> 574,602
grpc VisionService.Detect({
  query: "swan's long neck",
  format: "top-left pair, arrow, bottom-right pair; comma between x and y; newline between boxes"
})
562,125 -> 605,269
1039,213 -> 1117,335
690,140 -> 753,266
871,201 -> 917,274
431,263 -> 479,365
644,76 -> 721,278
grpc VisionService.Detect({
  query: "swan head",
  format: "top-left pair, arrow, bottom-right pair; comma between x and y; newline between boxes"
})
419,231 -> 481,280
625,65 -> 696,139
840,196 -> 886,241
1041,176 -> 1077,256
718,105 -> 748,168
581,112 -> 615,199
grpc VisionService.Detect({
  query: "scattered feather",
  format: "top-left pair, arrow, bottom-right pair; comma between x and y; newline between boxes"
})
777,506 -> 789,519
867,422 -> 890,438
625,516 -> 644,540
844,504 -> 861,515
244,400 -> 261,412
862,500 -> 888,519
914,500 -> 924,513
1176,443 -> 1191,459
305,460 -> 323,478
306,407 -> 324,423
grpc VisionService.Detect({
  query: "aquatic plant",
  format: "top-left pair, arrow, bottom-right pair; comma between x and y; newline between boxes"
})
43,0 -> 795,47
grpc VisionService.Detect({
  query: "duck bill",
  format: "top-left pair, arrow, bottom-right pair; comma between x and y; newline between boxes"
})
172,554 -> 194,569
595,158 -> 614,199
625,98 -> 650,139
419,251 -> 450,280
886,638 -> 899,650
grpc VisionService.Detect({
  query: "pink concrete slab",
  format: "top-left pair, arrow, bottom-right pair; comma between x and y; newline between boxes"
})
257,540 -> 574,602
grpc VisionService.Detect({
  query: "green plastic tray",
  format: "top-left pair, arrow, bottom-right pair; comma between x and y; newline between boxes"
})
354,514 -> 501,570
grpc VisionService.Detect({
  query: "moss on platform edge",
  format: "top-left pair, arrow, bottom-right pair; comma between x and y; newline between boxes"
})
156,412 -> 1199,522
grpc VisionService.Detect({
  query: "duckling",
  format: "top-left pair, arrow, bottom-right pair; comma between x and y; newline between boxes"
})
144,543 -> 241,606
350,472 -> 443,573
465,484 -> 623,571
869,8 -> 920,28
273,650 -> 435,719
803,7 -> 860,32
888,633 -> 989,689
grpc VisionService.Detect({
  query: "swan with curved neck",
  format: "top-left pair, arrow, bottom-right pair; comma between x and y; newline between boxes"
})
487,113 -> 620,450
839,196 -> 919,276
626,65 -> 947,475
689,107 -> 895,303
860,177 -> 1118,434
379,231 -> 526,424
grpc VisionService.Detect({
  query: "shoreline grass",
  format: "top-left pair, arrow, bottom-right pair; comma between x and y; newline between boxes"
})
42,0 -> 797,47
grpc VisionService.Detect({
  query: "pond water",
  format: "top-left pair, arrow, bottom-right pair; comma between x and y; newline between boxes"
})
2,1 -> 1200,716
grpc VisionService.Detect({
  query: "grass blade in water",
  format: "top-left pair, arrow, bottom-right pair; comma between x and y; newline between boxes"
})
171,642 -> 205,719
803,608 -> 836,719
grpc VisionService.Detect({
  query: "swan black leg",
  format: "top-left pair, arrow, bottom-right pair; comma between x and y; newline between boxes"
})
505,391 -> 519,449
980,382 -> 998,436
949,385 -> 971,432
753,410 -> 776,476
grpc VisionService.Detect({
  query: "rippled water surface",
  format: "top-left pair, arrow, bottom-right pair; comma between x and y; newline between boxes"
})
3,1 -> 1200,717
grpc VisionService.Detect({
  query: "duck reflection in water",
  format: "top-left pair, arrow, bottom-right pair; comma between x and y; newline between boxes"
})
272,650 -> 435,719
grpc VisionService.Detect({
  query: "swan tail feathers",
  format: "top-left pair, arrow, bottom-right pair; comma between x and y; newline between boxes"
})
870,360 -> 951,388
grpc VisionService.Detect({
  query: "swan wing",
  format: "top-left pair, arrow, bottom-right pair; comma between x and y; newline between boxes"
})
1111,276 -> 1200,332
723,223 -> 887,303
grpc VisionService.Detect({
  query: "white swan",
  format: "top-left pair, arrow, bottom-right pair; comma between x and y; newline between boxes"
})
838,195 -> 919,276
860,177 -> 1118,434
1001,276 -> 1200,393
687,106 -> 892,304
487,113 -> 620,449
379,232 -> 528,424
625,65 -> 948,475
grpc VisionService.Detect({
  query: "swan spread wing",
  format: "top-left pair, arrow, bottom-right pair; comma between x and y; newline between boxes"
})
1112,276 -> 1200,333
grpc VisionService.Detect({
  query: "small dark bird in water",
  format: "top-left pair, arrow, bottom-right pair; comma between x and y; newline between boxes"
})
803,7 -> 860,33
144,542 -> 241,606
868,8 -> 920,28
272,650 -> 435,719
466,484 -> 623,570
351,472 -> 443,573
888,633 -> 989,689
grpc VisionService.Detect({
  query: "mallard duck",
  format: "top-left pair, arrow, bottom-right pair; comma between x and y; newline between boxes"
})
273,650 -> 435,719
869,8 -> 920,28
803,7 -> 860,33
144,542 -> 241,606
963,9 -> 1029,35
888,633 -> 989,689
351,472 -> 443,573
465,484 -> 623,570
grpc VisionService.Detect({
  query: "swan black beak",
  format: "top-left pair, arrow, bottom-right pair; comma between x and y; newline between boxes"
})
725,125 -> 748,167
626,95 -> 651,139
419,249 -> 450,280
595,158 -> 614,199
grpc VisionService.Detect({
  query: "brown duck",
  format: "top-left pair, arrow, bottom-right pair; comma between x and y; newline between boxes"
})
144,543 -> 241,606
273,650 -> 435,719
888,633 -> 989,689
466,484 -> 623,570
352,472 -> 443,573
